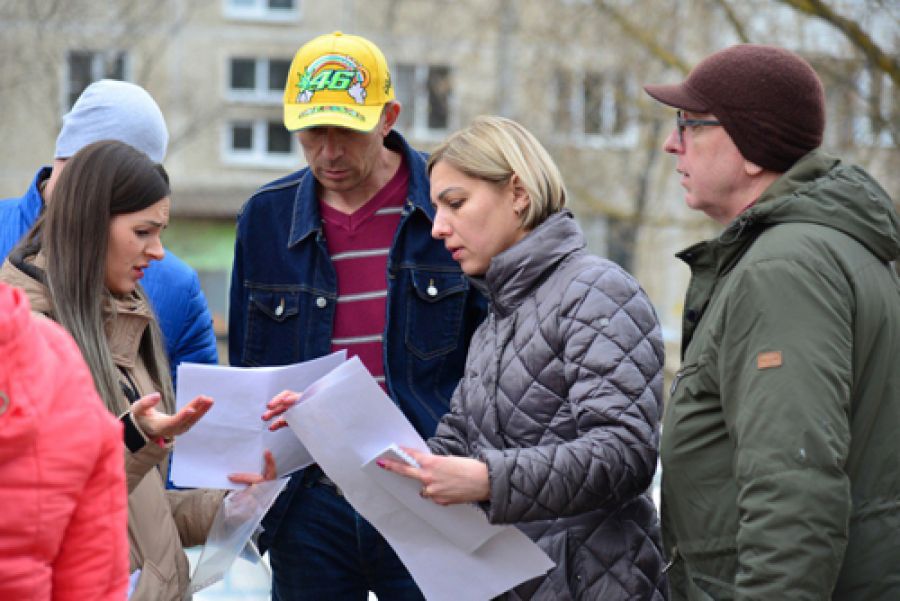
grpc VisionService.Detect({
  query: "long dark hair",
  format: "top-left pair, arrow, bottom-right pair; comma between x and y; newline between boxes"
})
43,140 -> 174,414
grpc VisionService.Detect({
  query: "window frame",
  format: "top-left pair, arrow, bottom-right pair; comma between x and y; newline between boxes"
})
392,62 -> 454,141
552,67 -> 639,149
63,49 -> 130,111
226,56 -> 291,104
222,0 -> 301,22
222,118 -> 298,168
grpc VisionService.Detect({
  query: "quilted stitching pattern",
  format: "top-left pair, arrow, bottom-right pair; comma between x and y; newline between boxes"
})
430,212 -> 667,600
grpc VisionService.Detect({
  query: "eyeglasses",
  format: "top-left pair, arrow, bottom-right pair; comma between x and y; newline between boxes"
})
676,110 -> 721,146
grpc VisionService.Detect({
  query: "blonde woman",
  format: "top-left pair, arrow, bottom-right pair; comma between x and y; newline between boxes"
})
379,116 -> 668,599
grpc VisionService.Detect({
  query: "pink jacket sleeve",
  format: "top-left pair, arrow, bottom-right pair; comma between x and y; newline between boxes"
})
0,283 -> 129,601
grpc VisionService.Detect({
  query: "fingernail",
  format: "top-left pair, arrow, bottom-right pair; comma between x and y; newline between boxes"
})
376,459 -> 386,468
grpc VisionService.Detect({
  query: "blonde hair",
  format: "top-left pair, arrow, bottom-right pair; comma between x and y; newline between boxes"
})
427,115 -> 566,229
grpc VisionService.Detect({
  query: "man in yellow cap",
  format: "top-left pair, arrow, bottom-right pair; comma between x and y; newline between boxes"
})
229,32 -> 486,599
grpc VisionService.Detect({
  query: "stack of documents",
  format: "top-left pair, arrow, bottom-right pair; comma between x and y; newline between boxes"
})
171,351 -> 346,489
173,355 -> 554,600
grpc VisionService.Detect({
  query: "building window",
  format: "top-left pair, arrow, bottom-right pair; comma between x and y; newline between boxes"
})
583,71 -> 630,137
426,66 -> 451,130
228,57 -> 291,103
223,0 -> 300,21
394,63 -> 453,138
65,50 -> 127,109
553,67 -> 637,148
224,119 -> 296,167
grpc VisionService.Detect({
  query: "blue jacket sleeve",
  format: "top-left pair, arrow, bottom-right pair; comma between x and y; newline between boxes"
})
167,272 -> 219,375
142,253 -> 218,385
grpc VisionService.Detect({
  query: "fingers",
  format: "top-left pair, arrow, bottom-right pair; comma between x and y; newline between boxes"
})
262,450 -> 277,480
170,395 -> 213,434
228,472 -> 264,486
132,392 -> 161,415
268,418 -> 289,432
228,449 -> 278,486
376,457 -> 422,480
185,395 -> 214,417
262,390 -> 300,422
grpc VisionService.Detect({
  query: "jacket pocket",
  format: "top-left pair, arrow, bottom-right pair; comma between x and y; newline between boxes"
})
678,537 -> 738,601
405,269 -> 468,360
669,360 -> 701,397
243,287 -> 304,366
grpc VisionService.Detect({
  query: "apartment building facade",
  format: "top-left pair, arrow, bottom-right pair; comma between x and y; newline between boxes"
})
1,0 -> 896,372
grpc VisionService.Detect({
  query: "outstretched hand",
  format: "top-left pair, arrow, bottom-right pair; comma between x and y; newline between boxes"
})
262,390 -> 301,431
228,449 -> 277,486
131,392 -> 213,440
377,447 -> 490,506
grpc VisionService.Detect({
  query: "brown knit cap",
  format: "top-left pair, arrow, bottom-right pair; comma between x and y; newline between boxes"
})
644,44 -> 825,172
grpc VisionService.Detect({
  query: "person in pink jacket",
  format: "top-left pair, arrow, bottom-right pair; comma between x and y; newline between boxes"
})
0,281 -> 128,600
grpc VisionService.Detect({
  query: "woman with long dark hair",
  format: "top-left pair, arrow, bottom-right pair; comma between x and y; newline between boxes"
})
1,139 -> 274,601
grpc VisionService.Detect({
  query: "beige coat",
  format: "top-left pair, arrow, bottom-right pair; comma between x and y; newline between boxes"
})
0,254 -> 224,601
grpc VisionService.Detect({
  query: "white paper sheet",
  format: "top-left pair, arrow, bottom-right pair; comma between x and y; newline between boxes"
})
189,478 -> 287,593
284,357 -> 554,601
170,352 -> 346,489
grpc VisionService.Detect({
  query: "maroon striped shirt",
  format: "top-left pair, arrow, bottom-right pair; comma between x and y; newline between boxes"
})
319,159 -> 410,388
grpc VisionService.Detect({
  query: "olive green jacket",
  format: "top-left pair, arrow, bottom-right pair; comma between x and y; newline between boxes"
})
661,150 -> 900,600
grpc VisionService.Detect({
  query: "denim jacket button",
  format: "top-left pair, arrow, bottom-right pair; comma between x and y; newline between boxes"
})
316,297 -> 327,308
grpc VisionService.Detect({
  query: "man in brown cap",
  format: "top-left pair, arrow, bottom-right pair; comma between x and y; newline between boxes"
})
646,44 -> 900,599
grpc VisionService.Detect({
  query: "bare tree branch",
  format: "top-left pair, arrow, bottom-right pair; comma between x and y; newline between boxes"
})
711,0 -> 750,43
592,0 -> 691,75
777,0 -> 900,87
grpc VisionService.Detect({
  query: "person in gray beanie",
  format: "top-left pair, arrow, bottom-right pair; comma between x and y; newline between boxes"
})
0,79 -> 218,381
54,79 -> 168,165
645,44 -> 900,599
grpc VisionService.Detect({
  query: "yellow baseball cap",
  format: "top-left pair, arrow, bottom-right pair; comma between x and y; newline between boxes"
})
283,31 -> 394,133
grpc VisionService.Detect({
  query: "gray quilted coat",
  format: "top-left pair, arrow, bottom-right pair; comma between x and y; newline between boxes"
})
429,211 -> 668,600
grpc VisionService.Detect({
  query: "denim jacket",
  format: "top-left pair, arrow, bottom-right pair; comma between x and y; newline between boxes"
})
229,131 -> 487,545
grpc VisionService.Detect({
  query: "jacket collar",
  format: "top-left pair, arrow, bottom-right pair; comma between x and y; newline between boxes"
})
105,295 -> 153,369
21,166 -> 51,220
287,130 -> 432,248
674,148 -> 900,357
2,249 -> 53,315
473,210 -> 584,316
678,148 -> 900,274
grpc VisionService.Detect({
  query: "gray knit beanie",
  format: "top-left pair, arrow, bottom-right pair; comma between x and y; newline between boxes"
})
55,80 -> 168,163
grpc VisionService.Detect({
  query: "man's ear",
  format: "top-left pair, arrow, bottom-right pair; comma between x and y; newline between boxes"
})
381,101 -> 402,135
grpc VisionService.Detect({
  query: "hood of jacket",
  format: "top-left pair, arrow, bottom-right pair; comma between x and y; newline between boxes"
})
711,150 -> 898,265
470,210 -> 585,316
753,150 -> 899,260
678,149 -> 900,287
